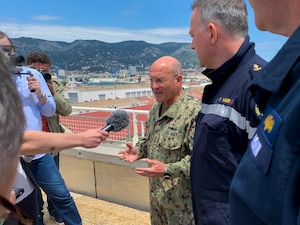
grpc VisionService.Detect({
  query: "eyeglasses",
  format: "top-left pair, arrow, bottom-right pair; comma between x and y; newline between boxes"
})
0,195 -> 32,225
150,74 -> 179,86
0,45 -> 15,56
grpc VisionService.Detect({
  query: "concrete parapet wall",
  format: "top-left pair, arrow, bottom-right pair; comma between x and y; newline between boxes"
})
60,143 -> 150,212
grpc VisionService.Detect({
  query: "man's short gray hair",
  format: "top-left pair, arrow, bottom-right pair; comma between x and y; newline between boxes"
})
191,0 -> 248,38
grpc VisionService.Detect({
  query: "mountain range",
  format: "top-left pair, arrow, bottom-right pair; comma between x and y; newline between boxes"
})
11,37 -> 200,73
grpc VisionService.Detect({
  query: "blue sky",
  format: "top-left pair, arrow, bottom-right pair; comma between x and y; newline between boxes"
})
1,0 -> 287,61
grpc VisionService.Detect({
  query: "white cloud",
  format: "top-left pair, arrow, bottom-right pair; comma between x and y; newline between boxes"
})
31,15 -> 62,21
1,22 -> 191,44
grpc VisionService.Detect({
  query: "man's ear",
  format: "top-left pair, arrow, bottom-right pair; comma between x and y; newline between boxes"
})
207,23 -> 218,44
176,74 -> 183,83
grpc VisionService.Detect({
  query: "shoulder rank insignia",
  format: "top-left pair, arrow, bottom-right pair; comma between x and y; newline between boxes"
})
253,63 -> 262,71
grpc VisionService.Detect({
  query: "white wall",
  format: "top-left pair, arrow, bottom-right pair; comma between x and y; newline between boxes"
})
64,86 -> 152,103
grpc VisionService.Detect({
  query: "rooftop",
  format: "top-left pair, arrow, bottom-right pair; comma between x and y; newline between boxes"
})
42,191 -> 150,225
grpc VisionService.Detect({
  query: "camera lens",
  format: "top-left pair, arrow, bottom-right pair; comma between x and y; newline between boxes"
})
43,73 -> 52,83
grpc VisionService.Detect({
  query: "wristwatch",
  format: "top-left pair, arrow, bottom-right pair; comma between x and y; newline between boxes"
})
164,167 -> 171,180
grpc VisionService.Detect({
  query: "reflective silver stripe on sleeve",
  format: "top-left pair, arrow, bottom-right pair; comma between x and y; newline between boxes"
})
201,103 -> 257,139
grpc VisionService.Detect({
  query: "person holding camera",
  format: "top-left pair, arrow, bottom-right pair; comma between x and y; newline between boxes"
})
25,52 -> 75,225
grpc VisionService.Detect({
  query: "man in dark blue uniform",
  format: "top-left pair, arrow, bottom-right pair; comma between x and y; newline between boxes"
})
229,0 -> 300,224
189,0 -> 267,224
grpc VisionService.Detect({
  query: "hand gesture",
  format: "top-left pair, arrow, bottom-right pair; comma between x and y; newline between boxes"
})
26,76 -> 41,93
135,159 -> 165,178
118,142 -> 138,163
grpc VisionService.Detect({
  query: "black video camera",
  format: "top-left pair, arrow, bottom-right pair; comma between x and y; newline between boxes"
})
38,69 -> 52,83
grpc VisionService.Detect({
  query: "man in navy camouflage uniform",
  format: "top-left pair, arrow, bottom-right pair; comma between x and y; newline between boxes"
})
189,0 -> 267,224
119,56 -> 201,225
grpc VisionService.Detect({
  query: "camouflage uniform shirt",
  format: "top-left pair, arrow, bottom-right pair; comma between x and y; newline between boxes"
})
136,90 -> 201,212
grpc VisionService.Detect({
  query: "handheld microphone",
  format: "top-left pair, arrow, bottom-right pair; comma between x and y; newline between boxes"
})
102,110 -> 130,132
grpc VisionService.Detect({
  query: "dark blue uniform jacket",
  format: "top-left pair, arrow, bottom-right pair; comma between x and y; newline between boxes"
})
230,27 -> 300,225
190,36 -> 267,224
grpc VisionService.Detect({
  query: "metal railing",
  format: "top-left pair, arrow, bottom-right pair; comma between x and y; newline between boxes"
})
60,106 -> 149,145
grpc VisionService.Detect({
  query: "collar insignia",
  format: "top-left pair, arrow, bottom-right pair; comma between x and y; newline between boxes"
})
263,114 -> 275,133
258,106 -> 282,148
253,64 -> 262,71
255,104 -> 263,118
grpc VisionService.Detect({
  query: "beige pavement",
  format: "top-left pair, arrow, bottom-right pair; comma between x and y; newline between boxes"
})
42,192 -> 150,225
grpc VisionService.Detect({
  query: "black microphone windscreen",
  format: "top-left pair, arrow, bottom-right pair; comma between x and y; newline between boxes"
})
105,110 -> 130,132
